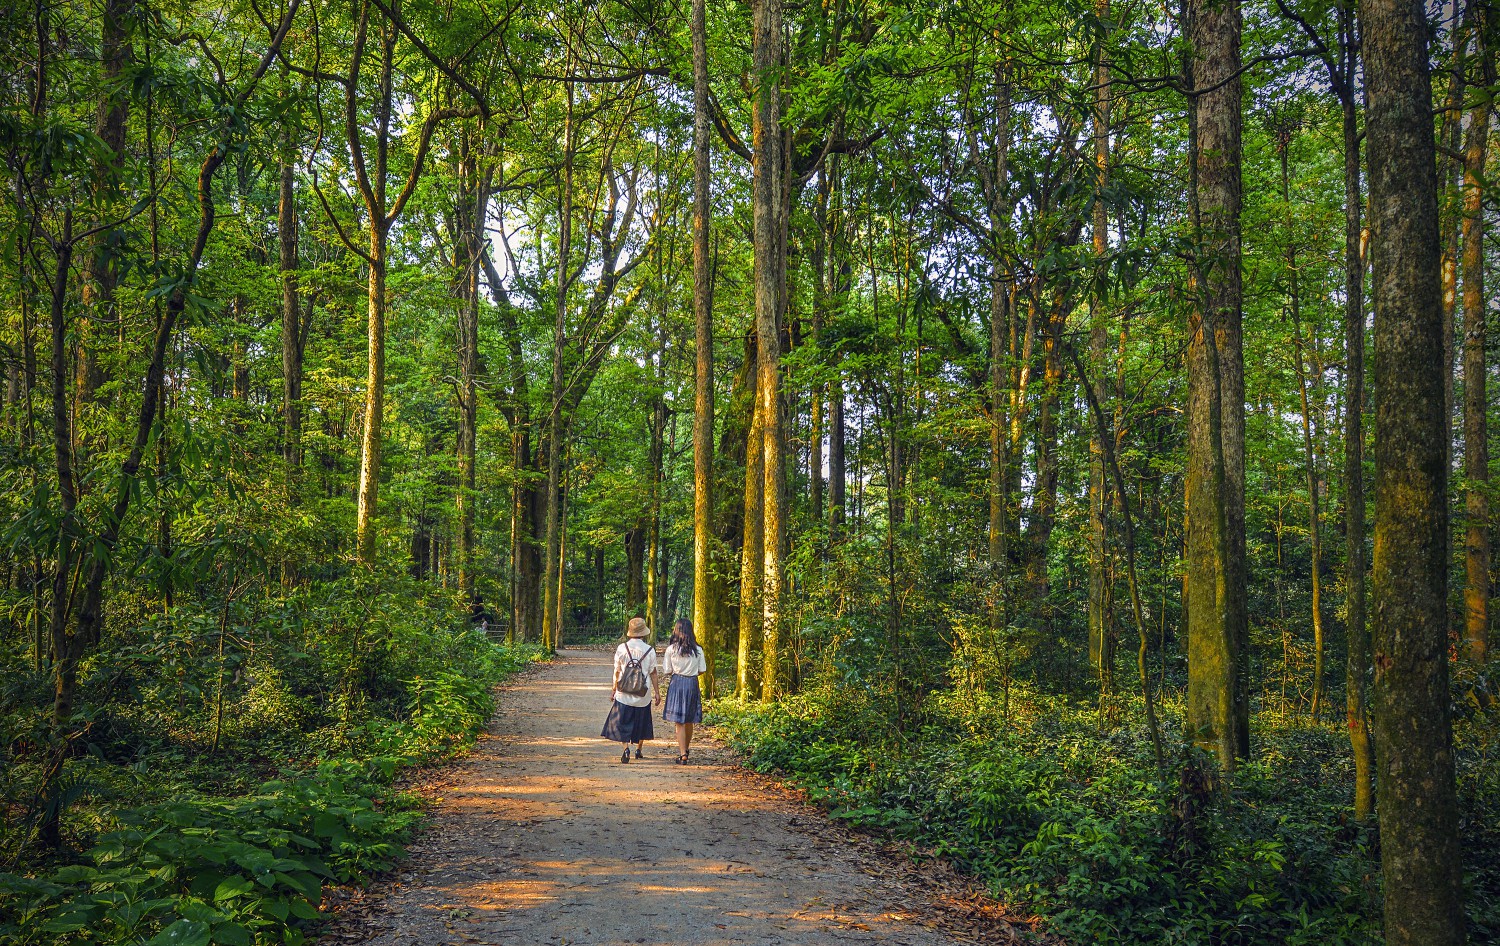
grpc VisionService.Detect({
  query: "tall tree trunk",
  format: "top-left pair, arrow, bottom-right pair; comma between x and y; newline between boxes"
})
751,0 -> 787,701
357,219 -> 389,564
1025,304 -> 1064,600
541,73 -> 576,654
455,145 -> 490,597
690,0 -> 717,690
1363,0 -> 1466,938
626,523 -> 645,616
811,175 -> 829,527
738,378 -> 766,698
829,256 -> 849,542
352,9 -> 396,566
1462,30 -> 1493,665
1279,135 -> 1326,717
1322,0 -> 1374,823
1440,3 -> 1473,469
988,274 -> 1009,639
1184,0 -> 1249,772
344,1 -> 453,565
646,366 -> 666,631
1088,6 -> 1113,690
75,0 -> 134,443
279,160 -> 303,477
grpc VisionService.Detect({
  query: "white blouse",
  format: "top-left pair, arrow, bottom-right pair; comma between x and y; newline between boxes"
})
612,640 -> 658,708
661,644 -> 707,678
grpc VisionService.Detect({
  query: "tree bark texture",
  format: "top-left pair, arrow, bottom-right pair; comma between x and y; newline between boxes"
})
751,0 -> 787,700
74,0 -> 134,439
1320,0 -> 1375,822
1462,27 -> 1493,665
1362,0 -> 1467,938
1088,4 -> 1113,688
691,0 -> 717,691
279,161 -> 304,475
738,380 -> 766,698
1184,0 -> 1250,771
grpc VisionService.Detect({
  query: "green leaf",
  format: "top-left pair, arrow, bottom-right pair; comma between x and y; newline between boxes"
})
147,919 -> 212,946
288,897 -> 320,920
213,876 -> 256,902
212,922 -> 253,946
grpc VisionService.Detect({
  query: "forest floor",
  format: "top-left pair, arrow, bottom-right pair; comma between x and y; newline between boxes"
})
313,647 -> 1042,946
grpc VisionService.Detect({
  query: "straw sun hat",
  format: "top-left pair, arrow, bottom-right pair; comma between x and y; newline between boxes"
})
627,617 -> 650,639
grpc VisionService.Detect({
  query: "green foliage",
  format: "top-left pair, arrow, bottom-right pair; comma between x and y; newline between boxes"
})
715,685 -> 1391,946
0,588 -> 543,946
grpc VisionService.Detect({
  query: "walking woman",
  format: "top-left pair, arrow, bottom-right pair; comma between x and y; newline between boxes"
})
602,617 -> 659,763
660,618 -> 708,763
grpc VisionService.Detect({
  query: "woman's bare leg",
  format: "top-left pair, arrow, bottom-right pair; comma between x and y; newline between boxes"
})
675,723 -> 689,756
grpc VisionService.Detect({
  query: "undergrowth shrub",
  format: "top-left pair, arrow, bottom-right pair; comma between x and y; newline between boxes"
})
0,575 -> 544,946
713,683 -> 1423,946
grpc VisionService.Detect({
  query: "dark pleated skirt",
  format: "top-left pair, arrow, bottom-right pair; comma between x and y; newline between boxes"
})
662,674 -> 703,724
601,700 -> 655,743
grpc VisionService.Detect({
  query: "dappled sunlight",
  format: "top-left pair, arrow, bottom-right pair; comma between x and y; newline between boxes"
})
315,649 -> 957,945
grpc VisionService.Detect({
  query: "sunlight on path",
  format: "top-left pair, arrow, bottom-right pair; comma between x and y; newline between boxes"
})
317,648 -> 960,946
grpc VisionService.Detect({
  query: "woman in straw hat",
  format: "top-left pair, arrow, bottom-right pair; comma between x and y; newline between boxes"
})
601,617 -> 660,762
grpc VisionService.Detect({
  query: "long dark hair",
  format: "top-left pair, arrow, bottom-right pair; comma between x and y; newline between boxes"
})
669,618 -> 700,657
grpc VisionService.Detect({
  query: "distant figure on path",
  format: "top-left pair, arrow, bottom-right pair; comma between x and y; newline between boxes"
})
661,618 -> 708,764
602,617 -> 659,763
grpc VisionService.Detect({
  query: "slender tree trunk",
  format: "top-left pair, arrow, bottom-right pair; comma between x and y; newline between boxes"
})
1462,31 -> 1493,665
751,0 -> 787,701
1332,3 -> 1374,824
356,221 -> 389,564
1440,2 -> 1473,468
1088,6 -> 1113,690
456,147 -> 490,597
691,0 -> 717,691
279,160 -> 303,476
989,274 -> 1009,639
738,379 -> 766,698
75,0 -> 134,440
541,74 -> 576,654
1363,0 -> 1466,938
646,366 -> 666,630
626,523 -> 645,615
1025,305 -> 1064,599
811,176 -> 829,527
353,11 -> 396,566
1279,137 -> 1327,717
829,249 -> 849,541
1184,0 -> 1249,772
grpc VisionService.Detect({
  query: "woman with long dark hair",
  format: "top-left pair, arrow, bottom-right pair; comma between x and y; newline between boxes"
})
660,618 -> 707,763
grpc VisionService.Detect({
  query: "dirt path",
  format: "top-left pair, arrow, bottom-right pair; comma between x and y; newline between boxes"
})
316,648 -> 994,946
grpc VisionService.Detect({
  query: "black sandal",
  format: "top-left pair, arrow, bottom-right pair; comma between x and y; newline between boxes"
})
675,754 -> 687,764
620,748 -> 630,764
634,746 -> 643,759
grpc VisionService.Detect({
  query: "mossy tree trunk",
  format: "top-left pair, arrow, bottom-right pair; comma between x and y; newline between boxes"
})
1363,0 -> 1466,938
1184,0 -> 1249,772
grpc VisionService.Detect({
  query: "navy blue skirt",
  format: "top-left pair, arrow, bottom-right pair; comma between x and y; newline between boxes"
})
663,674 -> 703,724
601,701 -> 655,743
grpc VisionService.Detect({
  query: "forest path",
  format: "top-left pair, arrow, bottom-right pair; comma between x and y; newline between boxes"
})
316,647 -> 993,946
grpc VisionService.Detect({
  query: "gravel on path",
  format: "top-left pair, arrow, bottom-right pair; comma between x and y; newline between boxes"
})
315,647 -> 1031,946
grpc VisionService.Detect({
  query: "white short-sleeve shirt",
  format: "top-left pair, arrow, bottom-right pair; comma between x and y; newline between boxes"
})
613,640 -> 658,708
661,644 -> 707,678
